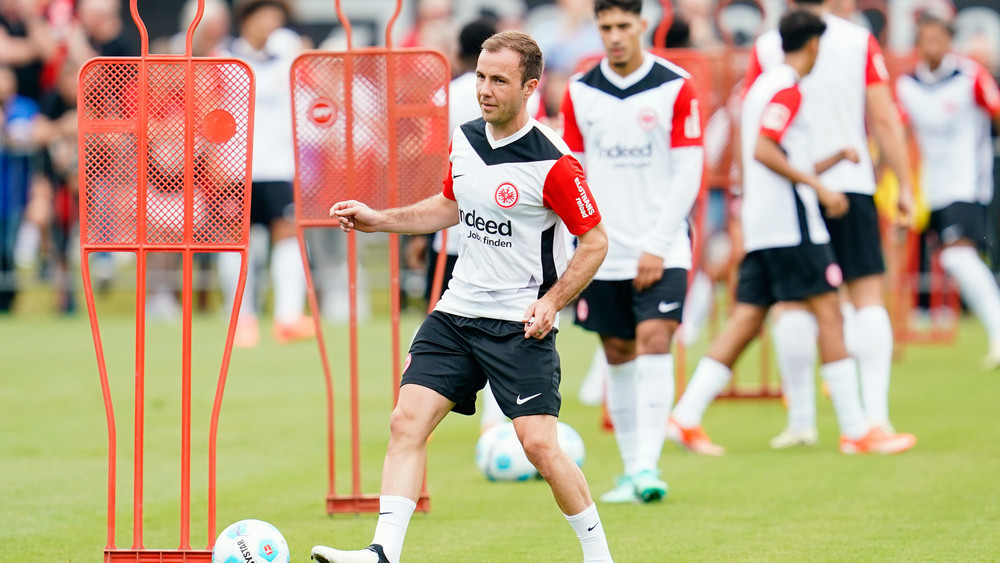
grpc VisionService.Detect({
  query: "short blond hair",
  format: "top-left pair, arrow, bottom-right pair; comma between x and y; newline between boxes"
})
481,30 -> 543,85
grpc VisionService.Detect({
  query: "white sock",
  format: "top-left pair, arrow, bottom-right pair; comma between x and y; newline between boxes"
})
940,245 -> 1000,341
671,357 -> 731,428
371,495 -> 416,563
218,250 -> 255,320
271,237 -> 307,324
820,358 -> 868,440
565,503 -> 613,563
681,270 -> 713,346
479,382 -> 507,430
841,302 -> 858,357
606,360 -> 638,476
773,310 -> 818,431
634,353 -> 673,473
852,306 -> 893,426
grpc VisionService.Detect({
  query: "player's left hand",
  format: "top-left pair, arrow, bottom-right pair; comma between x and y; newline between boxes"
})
634,253 -> 664,291
522,298 -> 558,340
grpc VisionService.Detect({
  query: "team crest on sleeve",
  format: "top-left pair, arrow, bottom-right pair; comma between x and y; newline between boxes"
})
637,107 -> 659,131
403,353 -> 412,373
761,103 -> 791,131
495,182 -> 519,209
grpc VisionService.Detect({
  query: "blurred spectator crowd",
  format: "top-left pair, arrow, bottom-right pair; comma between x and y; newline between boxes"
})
1,0 -> 998,317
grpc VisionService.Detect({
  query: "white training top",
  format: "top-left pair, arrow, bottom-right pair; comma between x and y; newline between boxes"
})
561,52 -> 704,280
226,29 -> 301,182
741,64 -> 830,252
436,72 -> 544,255
746,13 -> 889,195
434,117 -> 602,323
896,54 -> 1000,210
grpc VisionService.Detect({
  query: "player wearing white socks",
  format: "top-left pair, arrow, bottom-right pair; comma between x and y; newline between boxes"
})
219,1 -> 313,347
311,31 -> 613,563
743,0 -> 916,439
560,0 -> 704,503
669,10 -> 916,457
896,14 -> 1000,369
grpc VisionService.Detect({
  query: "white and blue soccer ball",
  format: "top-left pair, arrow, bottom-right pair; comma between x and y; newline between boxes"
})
212,519 -> 290,563
557,422 -> 586,468
475,422 -> 538,481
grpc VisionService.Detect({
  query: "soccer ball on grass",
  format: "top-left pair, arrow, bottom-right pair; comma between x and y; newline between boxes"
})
212,519 -> 290,563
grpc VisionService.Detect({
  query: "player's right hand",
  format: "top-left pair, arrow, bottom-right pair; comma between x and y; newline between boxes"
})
840,147 -> 860,164
817,187 -> 849,218
330,200 -> 380,233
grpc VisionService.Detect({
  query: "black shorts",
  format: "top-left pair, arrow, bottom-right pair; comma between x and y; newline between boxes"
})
402,311 -> 561,418
736,244 -> 842,307
574,268 -> 688,340
929,202 -> 987,250
822,193 -> 885,281
249,181 -> 295,226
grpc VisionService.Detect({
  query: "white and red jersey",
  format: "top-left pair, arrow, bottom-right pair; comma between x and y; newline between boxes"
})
561,52 -> 704,280
435,117 -> 602,323
741,64 -> 830,252
897,54 -> 1000,210
745,13 -> 889,195
226,29 -> 301,182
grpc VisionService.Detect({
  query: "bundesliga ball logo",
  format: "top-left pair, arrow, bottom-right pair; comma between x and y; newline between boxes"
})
495,183 -> 519,209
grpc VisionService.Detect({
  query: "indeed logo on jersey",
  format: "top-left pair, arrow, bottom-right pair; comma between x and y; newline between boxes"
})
460,208 -> 513,248
595,141 -> 653,160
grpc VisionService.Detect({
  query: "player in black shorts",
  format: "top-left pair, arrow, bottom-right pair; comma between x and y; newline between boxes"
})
897,13 -> 1000,368
312,31 -> 615,563
561,0 -> 704,505
668,10 -> 915,457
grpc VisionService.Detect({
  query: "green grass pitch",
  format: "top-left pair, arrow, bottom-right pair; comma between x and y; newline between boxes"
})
2,305 -> 999,561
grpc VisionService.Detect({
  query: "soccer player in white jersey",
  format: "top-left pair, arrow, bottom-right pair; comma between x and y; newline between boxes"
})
897,14 -> 1000,368
669,10 -> 918,458
560,0 -> 703,503
674,0 -> 916,450
217,0 -> 314,347
311,31 -> 614,563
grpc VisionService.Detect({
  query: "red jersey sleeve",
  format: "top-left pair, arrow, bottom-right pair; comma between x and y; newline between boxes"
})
542,154 -> 601,235
560,86 -> 584,153
759,86 -> 802,144
671,79 -> 703,148
743,45 -> 763,98
865,34 -> 890,86
441,141 -> 455,200
974,66 -> 1000,118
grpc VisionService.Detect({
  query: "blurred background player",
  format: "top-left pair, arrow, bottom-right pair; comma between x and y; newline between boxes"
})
0,63 -> 38,313
313,31 -> 613,563
669,9 -> 916,456
561,0 -> 703,503
218,0 -> 313,347
896,13 -> 1000,369
720,0 -> 917,450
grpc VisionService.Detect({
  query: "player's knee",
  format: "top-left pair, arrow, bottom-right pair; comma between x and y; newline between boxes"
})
636,331 -> 673,355
388,405 -> 429,445
519,434 -> 560,475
